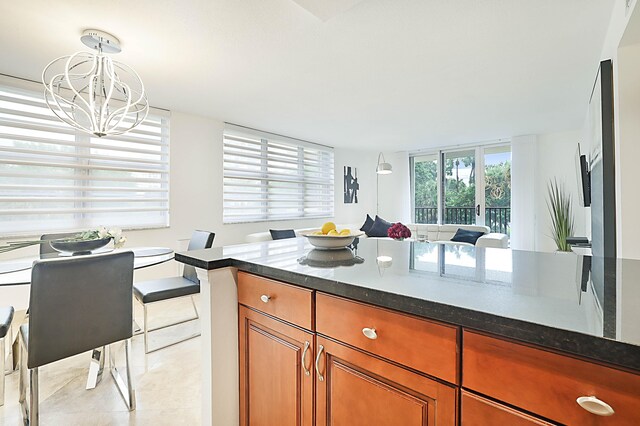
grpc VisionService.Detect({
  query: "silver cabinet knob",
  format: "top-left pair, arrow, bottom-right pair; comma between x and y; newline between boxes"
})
260,294 -> 270,303
576,396 -> 615,416
362,327 -> 377,340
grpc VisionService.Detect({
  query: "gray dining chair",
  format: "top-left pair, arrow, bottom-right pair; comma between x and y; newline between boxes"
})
133,230 -> 215,353
19,252 -> 136,425
0,306 -> 14,407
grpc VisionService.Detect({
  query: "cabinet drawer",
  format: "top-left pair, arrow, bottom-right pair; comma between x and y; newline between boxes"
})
462,391 -> 553,425
238,272 -> 313,330
316,293 -> 459,384
463,331 -> 640,425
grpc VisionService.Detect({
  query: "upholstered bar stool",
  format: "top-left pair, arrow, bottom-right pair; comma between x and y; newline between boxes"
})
19,252 -> 136,425
0,306 -> 14,406
133,230 -> 215,353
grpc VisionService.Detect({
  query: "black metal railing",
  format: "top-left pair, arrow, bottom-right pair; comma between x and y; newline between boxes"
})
485,207 -> 511,235
415,206 -> 510,235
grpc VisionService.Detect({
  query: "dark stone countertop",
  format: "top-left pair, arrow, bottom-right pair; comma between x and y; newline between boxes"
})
176,237 -> 640,373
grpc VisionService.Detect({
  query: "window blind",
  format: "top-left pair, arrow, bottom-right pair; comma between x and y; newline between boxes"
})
223,125 -> 334,223
0,76 -> 170,236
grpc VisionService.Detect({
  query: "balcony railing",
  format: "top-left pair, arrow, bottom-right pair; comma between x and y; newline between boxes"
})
415,206 -> 511,235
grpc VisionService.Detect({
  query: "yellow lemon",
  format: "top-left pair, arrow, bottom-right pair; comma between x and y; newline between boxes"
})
339,229 -> 351,236
327,229 -> 340,236
312,231 -> 324,236
321,222 -> 336,234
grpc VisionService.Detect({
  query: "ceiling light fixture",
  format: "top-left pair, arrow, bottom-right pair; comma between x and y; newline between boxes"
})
42,29 -> 148,137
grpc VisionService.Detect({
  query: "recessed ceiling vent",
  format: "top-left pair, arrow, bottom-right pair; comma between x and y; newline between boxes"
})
291,0 -> 366,21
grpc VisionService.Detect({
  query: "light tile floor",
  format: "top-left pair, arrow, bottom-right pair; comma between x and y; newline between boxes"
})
1,297 -> 202,425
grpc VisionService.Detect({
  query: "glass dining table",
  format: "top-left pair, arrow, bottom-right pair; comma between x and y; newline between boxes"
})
0,246 -> 175,389
0,246 -> 174,286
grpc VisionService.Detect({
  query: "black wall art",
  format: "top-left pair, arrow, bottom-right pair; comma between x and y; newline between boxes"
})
344,166 -> 359,204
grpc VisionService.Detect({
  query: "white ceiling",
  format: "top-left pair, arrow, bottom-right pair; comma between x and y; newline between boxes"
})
0,0 -> 615,150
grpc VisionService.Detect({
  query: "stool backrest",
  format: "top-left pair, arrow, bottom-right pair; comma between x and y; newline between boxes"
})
27,251 -> 134,368
39,232 -> 77,256
183,230 -> 215,284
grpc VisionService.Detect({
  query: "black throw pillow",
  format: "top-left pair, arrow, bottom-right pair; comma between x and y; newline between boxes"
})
366,215 -> 393,237
450,228 -> 485,245
360,214 -> 374,233
270,229 -> 296,240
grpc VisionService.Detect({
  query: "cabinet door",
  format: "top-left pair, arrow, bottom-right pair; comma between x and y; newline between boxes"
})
315,336 -> 457,426
239,306 -> 314,426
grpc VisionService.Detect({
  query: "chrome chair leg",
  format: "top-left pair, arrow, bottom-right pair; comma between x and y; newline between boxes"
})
109,339 -> 136,411
18,335 -> 28,424
191,295 -> 199,319
29,367 -> 39,426
143,304 -> 149,354
86,346 -> 106,390
0,336 -> 4,407
140,296 -> 201,354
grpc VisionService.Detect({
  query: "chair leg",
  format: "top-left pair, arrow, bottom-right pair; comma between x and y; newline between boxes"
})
143,304 -> 149,355
86,346 -> 106,390
0,337 -> 4,407
110,339 -> 136,411
191,295 -> 199,319
18,336 -> 28,424
29,368 -> 39,426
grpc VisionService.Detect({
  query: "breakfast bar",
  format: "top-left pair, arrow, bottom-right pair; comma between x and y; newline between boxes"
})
176,237 -> 640,425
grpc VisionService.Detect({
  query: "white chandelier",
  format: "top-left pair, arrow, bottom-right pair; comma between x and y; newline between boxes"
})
42,29 -> 149,137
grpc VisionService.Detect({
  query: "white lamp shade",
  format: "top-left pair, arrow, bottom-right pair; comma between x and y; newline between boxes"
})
376,162 -> 393,174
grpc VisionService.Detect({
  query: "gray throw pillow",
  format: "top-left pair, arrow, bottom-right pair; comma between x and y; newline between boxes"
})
270,229 -> 296,240
366,216 -> 393,237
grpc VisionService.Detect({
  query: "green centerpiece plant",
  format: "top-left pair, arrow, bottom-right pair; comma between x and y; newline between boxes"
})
547,179 -> 574,252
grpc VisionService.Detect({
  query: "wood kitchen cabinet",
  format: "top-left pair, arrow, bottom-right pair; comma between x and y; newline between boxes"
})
461,391 -> 553,425
315,336 -> 457,425
463,330 -> 640,425
239,305 -> 315,426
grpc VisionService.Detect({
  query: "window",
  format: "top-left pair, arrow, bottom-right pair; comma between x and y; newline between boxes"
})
410,144 -> 511,235
223,124 -> 334,223
0,75 -> 170,236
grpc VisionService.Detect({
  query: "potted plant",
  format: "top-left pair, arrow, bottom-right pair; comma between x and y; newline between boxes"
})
547,179 -> 574,252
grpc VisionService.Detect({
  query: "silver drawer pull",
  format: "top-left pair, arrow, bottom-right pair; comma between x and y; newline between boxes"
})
315,345 -> 325,382
576,396 -> 615,416
301,341 -> 311,376
362,327 -> 377,340
260,295 -> 270,303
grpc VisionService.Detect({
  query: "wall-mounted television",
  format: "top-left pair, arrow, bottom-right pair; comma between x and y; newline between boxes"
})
576,142 -> 591,207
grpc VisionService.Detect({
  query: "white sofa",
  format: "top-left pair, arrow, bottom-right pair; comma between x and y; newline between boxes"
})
407,224 -> 508,248
245,223 -> 508,248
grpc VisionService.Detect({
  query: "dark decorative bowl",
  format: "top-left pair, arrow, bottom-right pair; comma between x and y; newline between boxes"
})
49,237 -> 112,255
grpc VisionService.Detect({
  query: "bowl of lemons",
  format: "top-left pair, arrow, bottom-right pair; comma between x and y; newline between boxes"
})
299,222 -> 364,250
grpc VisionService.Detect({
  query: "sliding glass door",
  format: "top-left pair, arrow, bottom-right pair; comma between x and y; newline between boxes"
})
411,154 -> 439,224
443,149 -> 476,226
483,146 -> 511,235
412,144 -> 511,236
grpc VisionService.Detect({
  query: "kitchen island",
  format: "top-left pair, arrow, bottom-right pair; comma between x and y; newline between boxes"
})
176,237 -> 640,425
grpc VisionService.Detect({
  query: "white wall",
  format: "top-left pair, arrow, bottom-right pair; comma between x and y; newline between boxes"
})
511,135 -> 537,251
534,130 -> 587,252
377,151 -> 411,224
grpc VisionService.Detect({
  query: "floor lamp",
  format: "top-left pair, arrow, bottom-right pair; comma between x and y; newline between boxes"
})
376,152 -> 393,214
